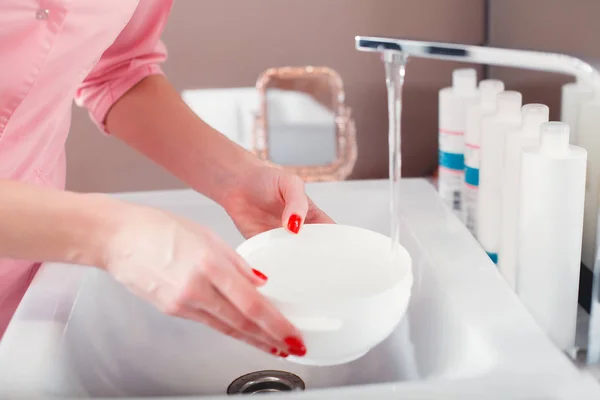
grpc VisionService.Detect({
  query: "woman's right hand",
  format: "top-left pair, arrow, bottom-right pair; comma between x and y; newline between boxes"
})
100,202 -> 306,358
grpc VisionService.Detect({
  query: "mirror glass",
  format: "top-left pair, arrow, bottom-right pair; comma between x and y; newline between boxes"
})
264,74 -> 338,166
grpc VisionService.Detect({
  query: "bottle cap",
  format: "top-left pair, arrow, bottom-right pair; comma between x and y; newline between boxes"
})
496,91 -> 522,118
479,79 -> 505,111
521,104 -> 550,136
540,121 -> 570,156
453,68 -> 477,94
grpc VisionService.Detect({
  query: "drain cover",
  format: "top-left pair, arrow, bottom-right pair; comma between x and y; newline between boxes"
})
227,370 -> 305,395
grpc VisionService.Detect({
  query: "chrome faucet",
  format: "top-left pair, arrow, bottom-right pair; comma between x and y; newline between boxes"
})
354,36 -> 600,365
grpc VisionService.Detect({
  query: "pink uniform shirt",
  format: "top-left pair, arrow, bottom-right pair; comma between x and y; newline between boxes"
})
0,0 -> 172,337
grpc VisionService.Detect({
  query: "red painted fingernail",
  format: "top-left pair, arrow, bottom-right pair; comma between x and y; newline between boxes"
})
288,346 -> 306,357
252,268 -> 268,281
284,336 -> 306,356
270,347 -> 278,355
284,336 -> 304,348
279,351 -> 289,358
287,214 -> 302,234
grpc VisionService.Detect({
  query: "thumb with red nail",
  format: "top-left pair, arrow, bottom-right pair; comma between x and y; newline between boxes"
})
219,162 -> 334,239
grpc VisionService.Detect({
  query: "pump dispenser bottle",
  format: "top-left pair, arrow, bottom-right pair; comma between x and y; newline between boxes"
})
500,104 -> 549,290
478,91 -> 522,264
438,68 -> 479,218
517,122 -> 587,351
464,79 -> 505,236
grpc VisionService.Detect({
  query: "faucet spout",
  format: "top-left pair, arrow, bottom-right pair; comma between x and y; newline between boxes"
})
355,35 -> 600,366
356,36 -> 600,91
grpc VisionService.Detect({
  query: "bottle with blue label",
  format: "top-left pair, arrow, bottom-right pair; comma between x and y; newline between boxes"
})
463,80 -> 505,237
438,69 -> 480,220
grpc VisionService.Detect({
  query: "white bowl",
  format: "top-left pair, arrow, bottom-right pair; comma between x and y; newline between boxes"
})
236,224 -> 413,366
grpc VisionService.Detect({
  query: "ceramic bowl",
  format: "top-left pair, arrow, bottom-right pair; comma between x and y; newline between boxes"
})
236,224 -> 413,366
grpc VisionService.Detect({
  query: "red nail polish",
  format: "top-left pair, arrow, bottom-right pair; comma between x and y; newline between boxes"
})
288,346 -> 306,357
252,268 -> 268,281
279,351 -> 289,358
270,347 -> 278,355
287,214 -> 302,234
284,336 -> 304,348
284,336 -> 306,356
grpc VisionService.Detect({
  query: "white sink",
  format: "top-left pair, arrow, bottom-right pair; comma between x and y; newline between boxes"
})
0,179 -> 599,399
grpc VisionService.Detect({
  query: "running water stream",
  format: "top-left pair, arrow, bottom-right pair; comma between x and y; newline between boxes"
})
384,52 -> 408,257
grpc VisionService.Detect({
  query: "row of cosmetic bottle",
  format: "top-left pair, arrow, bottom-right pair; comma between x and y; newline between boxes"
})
438,68 -> 593,353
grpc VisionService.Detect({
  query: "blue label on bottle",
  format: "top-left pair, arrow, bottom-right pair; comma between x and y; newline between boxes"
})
438,150 -> 464,171
465,166 -> 479,186
486,252 -> 498,264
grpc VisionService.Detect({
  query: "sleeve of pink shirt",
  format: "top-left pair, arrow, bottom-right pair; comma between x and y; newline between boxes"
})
74,1 -> 173,134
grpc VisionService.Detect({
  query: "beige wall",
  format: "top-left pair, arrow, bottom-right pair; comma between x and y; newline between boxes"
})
487,0 -> 600,120
66,0 -> 485,192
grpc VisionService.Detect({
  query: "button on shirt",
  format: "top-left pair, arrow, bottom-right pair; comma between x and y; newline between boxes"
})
0,0 -> 173,337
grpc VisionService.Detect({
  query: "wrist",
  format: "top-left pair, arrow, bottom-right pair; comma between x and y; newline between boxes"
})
209,150 -> 267,207
62,193 -> 129,269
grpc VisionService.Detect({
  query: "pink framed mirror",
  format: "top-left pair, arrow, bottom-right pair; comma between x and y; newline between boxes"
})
252,66 -> 357,181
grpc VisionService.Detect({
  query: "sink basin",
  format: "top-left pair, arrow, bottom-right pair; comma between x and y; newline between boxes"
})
0,179 -> 599,399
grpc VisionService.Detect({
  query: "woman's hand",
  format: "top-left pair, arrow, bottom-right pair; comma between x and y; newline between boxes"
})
101,202 -> 306,358
219,164 -> 334,238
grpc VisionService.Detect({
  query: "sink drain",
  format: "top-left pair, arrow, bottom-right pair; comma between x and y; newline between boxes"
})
227,370 -> 305,395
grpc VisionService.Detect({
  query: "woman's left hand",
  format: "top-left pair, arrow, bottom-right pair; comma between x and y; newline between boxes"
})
220,164 -> 334,238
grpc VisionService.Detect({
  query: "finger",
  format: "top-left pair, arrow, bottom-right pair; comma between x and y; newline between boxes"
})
187,280 -> 284,349
226,249 -> 269,286
153,280 -> 288,357
206,257 -> 307,356
306,198 -> 335,224
206,228 -> 269,287
176,307 -> 287,358
278,174 -> 309,234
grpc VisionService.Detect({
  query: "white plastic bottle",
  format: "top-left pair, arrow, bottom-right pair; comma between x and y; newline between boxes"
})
517,122 -> 587,351
478,91 -> 522,264
577,96 -> 600,270
438,68 -> 479,219
561,81 -> 594,145
499,104 -> 549,290
463,79 -> 505,237
560,82 -> 596,269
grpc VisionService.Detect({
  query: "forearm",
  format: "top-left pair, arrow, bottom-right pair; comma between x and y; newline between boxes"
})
0,180 -> 119,267
105,75 -> 263,204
